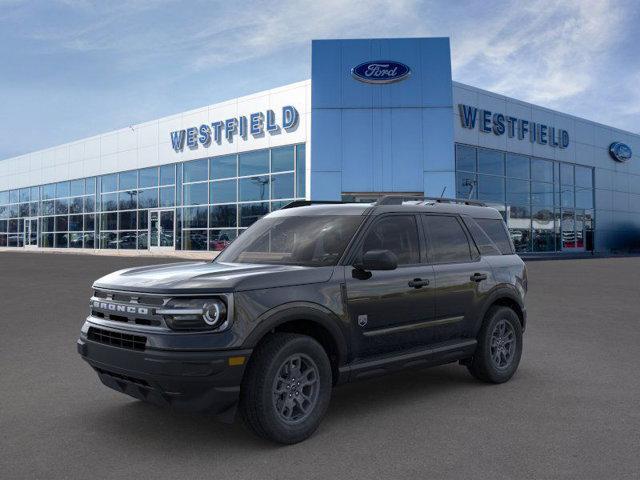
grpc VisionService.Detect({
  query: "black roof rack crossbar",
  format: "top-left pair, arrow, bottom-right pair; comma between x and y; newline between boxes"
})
281,200 -> 346,209
376,195 -> 486,207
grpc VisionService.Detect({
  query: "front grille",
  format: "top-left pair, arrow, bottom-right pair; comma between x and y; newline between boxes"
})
90,289 -> 167,328
88,327 -> 147,351
94,289 -> 164,306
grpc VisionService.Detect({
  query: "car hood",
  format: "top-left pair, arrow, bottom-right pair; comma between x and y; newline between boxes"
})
93,261 -> 335,294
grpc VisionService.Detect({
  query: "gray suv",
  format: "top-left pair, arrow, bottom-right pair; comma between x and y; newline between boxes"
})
77,197 -> 527,444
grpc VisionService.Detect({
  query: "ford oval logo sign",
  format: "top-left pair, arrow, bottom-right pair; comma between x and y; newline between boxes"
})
351,61 -> 411,84
609,142 -> 632,162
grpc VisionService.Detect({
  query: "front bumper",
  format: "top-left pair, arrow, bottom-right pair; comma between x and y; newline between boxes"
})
77,328 -> 251,420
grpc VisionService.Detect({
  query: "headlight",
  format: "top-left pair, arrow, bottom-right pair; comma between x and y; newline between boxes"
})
157,297 -> 229,331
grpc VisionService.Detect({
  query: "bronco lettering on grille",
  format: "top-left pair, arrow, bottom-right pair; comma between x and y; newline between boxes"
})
92,301 -> 149,315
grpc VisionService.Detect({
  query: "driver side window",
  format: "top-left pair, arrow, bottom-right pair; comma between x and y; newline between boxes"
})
361,215 -> 420,265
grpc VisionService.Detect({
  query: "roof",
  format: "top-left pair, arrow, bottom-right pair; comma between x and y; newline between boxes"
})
269,199 -> 504,220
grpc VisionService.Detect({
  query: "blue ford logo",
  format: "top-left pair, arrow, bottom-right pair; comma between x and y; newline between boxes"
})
609,142 -> 632,162
351,60 -> 411,84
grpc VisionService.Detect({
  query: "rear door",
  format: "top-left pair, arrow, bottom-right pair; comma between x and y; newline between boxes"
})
344,214 -> 436,357
421,214 -> 493,342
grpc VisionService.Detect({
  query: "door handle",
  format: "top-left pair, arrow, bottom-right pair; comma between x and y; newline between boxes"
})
408,278 -> 430,288
470,272 -> 488,282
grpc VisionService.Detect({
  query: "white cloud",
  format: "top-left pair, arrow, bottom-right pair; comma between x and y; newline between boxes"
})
5,0 -> 639,130
451,0 -> 626,104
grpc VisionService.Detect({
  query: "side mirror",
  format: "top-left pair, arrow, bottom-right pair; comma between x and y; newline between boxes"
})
359,249 -> 398,271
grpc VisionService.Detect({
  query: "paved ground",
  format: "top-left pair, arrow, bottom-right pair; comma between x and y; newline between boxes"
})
1,253 -> 639,479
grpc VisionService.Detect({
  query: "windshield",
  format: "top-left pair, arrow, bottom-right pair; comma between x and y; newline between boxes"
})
216,215 -> 364,267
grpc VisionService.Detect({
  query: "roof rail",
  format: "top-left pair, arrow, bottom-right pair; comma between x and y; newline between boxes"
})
376,195 -> 487,207
281,200 -> 346,209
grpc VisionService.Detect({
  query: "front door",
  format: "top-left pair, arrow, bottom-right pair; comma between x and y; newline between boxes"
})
344,214 -> 436,357
149,209 -> 175,250
23,217 -> 38,248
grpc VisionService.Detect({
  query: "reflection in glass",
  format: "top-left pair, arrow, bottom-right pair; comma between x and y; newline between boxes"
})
209,229 -> 237,251
296,144 -> 306,198
532,207 -> 555,252
531,182 -> 554,206
139,167 -> 158,188
183,230 -> 208,250
55,233 -> 68,248
210,205 -> 237,228
119,231 -> 138,250
183,206 -> 208,229
210,155 -> 237,179
239,150 -> 269,176
456,172 -> 477,199
101,174 -> 117,192
84,232 -> 95,249
561,210 -> 577,249
507,205 -> 531,252
184,183 -> 208,205
506,178 -> 529,205
211,179 -> 237,204
100,232 -> 117,249
69,232 -> 83,248
183,159 -> 208,183
531,158 -> 553,183
271,146 -> 294,172
477,174 -> 505,203
560,163 -> 574,185
271,173 -> 294,199
240,202 -> 269,227
506,154 -> 529,179
456,144 -> 476,172
478,148 -> 504,175
240,176 -> 269,202
119,190 -> 137,210
138,188 -> 158,209
159,187 -> 175,207
119,171 -> 137,190
160,165 -> 175,186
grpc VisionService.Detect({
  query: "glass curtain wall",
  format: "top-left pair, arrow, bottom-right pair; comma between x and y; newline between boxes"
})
0,143 -> 306,252
455,144 -> 594,253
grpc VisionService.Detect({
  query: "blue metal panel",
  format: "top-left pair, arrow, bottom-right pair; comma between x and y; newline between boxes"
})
390,108 -> 423,192
424,171 -> 456,198
422,107 -> 455,172
310,171 -> 341,200
341,109 -> 375,192
310,109 -> 342,172
311,38 -> 455,200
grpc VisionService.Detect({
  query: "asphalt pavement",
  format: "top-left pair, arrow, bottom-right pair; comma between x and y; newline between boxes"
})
1,252 -> 639,479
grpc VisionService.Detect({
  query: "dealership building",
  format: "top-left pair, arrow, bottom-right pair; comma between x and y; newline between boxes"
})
1,37 -> 639,255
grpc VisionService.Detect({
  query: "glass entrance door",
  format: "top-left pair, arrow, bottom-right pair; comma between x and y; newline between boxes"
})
149,209 -> 175,250
23,217 -> 38,248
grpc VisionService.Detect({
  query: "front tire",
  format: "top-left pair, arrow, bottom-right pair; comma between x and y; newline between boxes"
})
467,306 -> 523,383
240,333 -> 332,444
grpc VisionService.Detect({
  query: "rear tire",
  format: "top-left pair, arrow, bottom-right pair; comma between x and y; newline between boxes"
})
240,333 -> 332,444
467,306 -> 522,383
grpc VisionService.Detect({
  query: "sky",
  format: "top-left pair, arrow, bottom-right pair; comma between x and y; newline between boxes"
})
0,0 -> 638,160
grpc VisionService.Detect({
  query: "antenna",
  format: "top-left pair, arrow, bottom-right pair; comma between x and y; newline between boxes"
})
440,186 -> 447,198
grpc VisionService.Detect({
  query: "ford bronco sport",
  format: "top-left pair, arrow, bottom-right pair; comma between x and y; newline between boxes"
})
77,196 -> 527,444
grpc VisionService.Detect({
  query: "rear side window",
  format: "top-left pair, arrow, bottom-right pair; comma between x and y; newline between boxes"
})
463,217 -> 502,256
422,215 -> 472,263
475,218 -> 514,254
361,215 -> 420,265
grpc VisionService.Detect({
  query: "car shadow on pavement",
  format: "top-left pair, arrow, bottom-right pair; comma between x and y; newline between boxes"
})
83,363 -> 486,450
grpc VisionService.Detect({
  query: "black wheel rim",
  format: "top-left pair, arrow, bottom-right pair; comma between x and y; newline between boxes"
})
272,353 -> 320,425
490,319 -> 516,370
